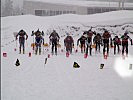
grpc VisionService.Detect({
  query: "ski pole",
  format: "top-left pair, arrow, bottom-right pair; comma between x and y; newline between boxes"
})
43,43 -> 44,54
33,35 -> 35,53
16,40 -> 18,48
26,40 -> 28,47
44,58 -> 48,68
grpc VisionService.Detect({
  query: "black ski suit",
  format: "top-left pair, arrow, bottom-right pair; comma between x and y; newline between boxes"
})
102,31 -> 112,55
16,30 -> 28,54
49,31 -> 60,55
77,35 -> 87,53
121,34 -> 132,55
85,30 -> 95,56
93,34 -> 102,52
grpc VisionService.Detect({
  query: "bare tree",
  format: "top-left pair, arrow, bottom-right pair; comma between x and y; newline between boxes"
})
4,0 -> 13,16
13,6 -> 22,16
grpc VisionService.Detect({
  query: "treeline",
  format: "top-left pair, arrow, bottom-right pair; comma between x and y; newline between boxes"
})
1,0 -> 23,17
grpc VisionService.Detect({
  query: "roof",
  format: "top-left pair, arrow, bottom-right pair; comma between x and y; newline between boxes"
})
25,0 -> 133,8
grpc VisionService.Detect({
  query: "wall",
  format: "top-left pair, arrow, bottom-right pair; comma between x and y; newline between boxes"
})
23,1 -> 88,16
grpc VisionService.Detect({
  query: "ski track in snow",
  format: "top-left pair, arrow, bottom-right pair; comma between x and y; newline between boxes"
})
1,10 -> 133,100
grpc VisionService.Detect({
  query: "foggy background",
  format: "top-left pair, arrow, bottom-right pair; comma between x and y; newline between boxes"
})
1,0 -> 133,17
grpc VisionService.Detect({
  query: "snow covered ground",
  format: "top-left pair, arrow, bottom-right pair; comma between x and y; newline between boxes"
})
1,10 -> 133,100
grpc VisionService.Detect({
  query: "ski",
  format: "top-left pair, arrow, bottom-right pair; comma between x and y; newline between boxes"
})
66,52 -> 69,57
84,53 -> 88,58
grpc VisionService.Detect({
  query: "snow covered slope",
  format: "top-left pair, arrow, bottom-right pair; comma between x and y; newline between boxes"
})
1,10 -> 133,100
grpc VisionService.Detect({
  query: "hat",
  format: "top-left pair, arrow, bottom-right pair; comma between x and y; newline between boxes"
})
20,29 -> 24,32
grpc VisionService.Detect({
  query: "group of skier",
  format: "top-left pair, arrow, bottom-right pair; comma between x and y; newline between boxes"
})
16,28 -> 132,57
77,30 -> 132,56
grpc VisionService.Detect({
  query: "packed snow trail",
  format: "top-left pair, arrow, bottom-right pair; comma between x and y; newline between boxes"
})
2,43 -> 133,100
1,10 -> 133,100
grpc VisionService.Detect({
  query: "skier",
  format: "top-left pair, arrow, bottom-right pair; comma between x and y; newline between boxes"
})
102,30 -> 112,56
64,34 -> 74,54
31,29 -> 44,55
121,32 -> 132,56
85,29 -> 96,56
93,33 -> 102,52
113,35 -> 121,55
16,29 -> 28,54
31,29 -> 44,37
77,33 -> 87,53
49,30 -> 60,55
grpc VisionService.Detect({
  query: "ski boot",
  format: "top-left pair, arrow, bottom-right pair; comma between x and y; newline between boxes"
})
51,51 -> 54,55
39,48 -> 41,55
35,50 -> 37,55
23,49 -> 25,54
19,49 -> 21,54
55,51 -> 57,56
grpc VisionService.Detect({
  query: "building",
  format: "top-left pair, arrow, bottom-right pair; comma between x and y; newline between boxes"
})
23,0 -> 133,16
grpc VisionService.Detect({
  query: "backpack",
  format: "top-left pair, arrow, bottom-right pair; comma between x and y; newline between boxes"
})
103,32 -> 110,39
65,36 -> 73,44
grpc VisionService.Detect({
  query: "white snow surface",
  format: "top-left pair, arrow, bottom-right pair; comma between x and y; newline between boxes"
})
1,10 -> 133,100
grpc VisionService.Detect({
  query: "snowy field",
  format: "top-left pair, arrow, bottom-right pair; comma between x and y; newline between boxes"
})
1,10 -> 133,100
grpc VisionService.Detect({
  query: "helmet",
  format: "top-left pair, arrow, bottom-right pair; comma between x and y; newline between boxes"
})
88,29 -> 91,32
115,35 -> 118,38
66,33 -> 70,36
20,29 -> 24,32
124,31 -> 128,35
83,31 -> 87,35
124,32 -> 128,35
104,30 -> 108,33
97,33 -> 100,36
37,28 -> 39,32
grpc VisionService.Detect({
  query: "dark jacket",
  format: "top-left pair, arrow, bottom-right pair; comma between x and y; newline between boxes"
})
77,35 -> 87,45
64,36 -> 74,48
113,36 -> 121,45
16,30 -> 28,42
93,34 -> 102,44
121,34 -> 132,45
49,31 -> 60,43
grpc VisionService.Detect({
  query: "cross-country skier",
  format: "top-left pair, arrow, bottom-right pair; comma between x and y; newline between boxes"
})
102,30 -> 112,56
31,29 -> 44,37
121,32 -> 132,56
49,30 -> 60,55
93,33 -> 102,52
64,34 -> 74,54
77,32 -> 87,53
85,29 -> 96,56
16,29 -> 28,54
113,35 -> 121,55
31,29 -> 44,55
